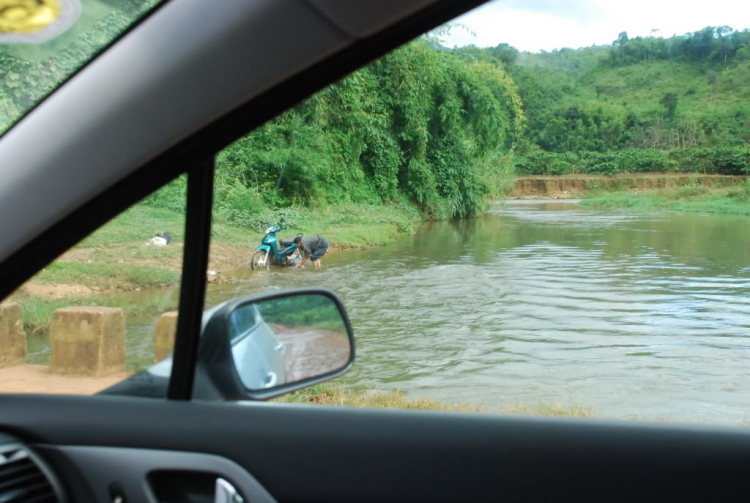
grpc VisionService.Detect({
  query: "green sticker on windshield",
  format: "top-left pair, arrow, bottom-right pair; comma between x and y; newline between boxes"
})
0,0 -> 80,43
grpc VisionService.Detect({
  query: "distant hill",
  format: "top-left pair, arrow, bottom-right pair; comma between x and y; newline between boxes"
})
454,27 -> 750,153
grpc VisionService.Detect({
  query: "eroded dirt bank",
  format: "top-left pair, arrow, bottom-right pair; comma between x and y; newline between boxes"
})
511,173 -> 748,199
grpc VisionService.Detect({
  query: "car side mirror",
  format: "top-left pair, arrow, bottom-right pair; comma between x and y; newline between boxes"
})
197,288 -> 355,400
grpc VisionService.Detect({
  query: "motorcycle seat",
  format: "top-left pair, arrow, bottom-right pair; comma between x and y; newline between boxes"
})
279,233 -> 302,248
279,237 -> 295,247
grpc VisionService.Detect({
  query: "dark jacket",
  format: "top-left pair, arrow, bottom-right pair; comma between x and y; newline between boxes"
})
299,235 -> 328,258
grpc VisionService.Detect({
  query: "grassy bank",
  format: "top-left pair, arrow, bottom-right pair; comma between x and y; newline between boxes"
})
29,200 -> 423,291
581,181 -> 750,215
8,201 -> 423,333
210,201 -> 423,250
277,383 -> 750,426
35,262 -> 180,290
83,200 -> 422,251
275,382 -> 596,417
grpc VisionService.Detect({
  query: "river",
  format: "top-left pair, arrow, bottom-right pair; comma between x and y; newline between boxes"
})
28,200 -> 750,424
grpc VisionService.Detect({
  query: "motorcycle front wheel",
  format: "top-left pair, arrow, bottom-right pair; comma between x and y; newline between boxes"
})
250,250 -> 271,270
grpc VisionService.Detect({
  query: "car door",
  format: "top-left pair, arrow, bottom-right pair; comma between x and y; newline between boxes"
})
1,1 -> 750,502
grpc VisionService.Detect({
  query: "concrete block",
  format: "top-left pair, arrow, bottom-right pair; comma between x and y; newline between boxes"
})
50,307 -> 126,377
154,311 -> 178,362
0,302 -> 26,369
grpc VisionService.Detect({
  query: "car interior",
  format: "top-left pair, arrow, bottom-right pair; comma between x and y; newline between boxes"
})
1,0 -> 749,502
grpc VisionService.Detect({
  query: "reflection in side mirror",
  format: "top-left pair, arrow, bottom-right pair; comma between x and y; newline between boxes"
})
98,289 -> 354,401
228,293 -> 353,395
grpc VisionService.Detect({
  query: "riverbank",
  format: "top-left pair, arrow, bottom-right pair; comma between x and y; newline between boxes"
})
10,201 -> 423,333
276,382 -> 596,417
511,173 -> 748,200
275,383 -> 750,426
580,181 -> 750,215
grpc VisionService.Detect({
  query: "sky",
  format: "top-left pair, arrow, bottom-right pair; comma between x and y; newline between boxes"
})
443,0 -> 750,53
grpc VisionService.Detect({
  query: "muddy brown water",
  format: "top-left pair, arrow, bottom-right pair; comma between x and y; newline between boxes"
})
27,200 -> 750,424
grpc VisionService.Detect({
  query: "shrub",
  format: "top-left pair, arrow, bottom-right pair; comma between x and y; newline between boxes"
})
675,147 -> 750,175
514,146 -> 750,177
514,151 -> 579,175
588,161 -> 618,176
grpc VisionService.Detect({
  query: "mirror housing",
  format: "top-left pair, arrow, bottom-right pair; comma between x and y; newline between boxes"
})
100,288 -> 355,401
198,288 -> 355,400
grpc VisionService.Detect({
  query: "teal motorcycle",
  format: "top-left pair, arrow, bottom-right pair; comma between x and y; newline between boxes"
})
250,219 -> 302,270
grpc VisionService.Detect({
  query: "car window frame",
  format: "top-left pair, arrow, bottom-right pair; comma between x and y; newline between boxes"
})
0,0 -> 488,400
0,0 -> 172,138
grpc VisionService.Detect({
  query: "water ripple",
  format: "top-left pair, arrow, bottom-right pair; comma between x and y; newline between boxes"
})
193,201 -> 750,425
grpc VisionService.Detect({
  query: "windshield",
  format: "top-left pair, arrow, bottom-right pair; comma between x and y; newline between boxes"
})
0,0 -> 161,134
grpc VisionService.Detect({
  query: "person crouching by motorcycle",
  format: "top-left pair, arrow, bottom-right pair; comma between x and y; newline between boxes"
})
294,234 -> 329,269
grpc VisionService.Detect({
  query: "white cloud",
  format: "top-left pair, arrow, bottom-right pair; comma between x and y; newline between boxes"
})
443,0 -> 750,52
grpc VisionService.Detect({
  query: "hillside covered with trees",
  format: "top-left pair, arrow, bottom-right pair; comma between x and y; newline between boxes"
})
465,27 -> 750,177
213,38 -> 523,220
199,25 -> 750,222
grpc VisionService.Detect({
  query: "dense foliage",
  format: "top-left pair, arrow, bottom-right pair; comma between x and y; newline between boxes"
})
216,39 -> 521,219
515,147 -> 750,176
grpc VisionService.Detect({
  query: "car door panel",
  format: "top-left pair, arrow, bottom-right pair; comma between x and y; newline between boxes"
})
2,395 -> 748,502
38,445 -> 275,503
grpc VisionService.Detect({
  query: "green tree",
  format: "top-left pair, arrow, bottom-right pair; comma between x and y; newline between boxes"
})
210,38 -> 524,219
491,43 -> 519,65
659,93 -> 679,120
